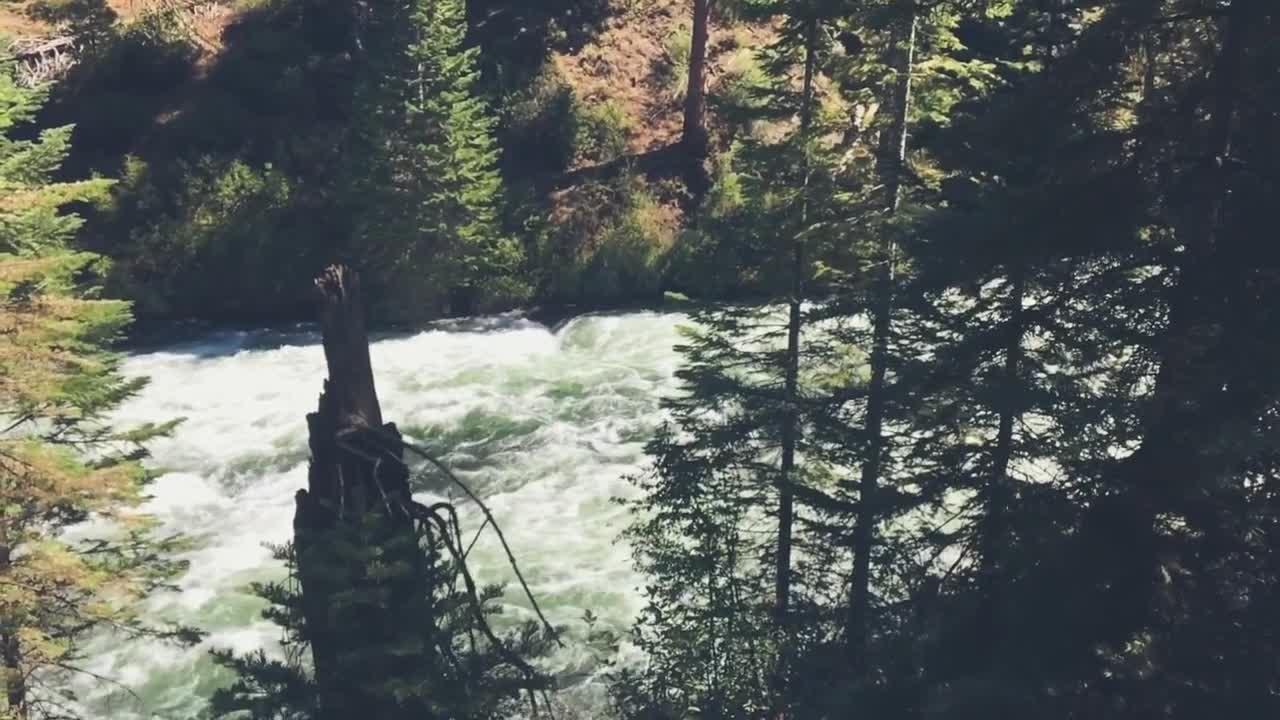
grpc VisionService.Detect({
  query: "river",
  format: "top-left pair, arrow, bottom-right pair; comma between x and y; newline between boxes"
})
74,311 -> 688,719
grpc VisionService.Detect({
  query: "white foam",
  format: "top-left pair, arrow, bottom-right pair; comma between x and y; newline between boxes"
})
69,311 -> 688,719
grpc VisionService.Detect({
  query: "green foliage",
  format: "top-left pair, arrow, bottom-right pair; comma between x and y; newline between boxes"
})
623,1 -> 1280,719
662,151 -> 755,297
1,55 -> 195,720
613,4 -> 863,715
351,0 -> 527,320
7,0 -> 1280,717
501,63 -> 579,176
652,25 -> 692,103
580,191 -> 669,302
111,157 -> 295,317
532,173 -> 670,305
711,45 -> 769,137
211,519 -> 554,719
573,100 -> 631,166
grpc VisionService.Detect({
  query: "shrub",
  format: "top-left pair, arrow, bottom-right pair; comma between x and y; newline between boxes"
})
110,157 -> 297,318
501,63 -> 579,177
663,150 -> 755,298
530,172 -> 673,305
580,201 -> 670,302
710,46 -> 768,139
502,68 -> 632,172
578,175 -> 672,303
574,100 -> 631,165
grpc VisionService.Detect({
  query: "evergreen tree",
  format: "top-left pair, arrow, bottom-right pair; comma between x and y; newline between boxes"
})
354,0 -> 526,319
885,1 -> 1280,716
613,3 -> 860,716
0,53 -> 193,720
814,0 -> 1001,705
210,538 -> 553,720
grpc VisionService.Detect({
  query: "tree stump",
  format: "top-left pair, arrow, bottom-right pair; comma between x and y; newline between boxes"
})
293,265 -> 436,720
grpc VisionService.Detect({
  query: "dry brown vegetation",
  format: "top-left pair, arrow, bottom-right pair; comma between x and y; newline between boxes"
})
552,0 -> 772,157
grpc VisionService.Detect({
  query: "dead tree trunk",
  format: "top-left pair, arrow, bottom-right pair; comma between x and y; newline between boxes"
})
1,545 -> 26,720
294,265 -> 436,720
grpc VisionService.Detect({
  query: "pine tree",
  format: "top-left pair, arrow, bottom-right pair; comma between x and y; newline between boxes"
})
354,0 -> 526,319
813,0 -> 1002,701
210,539 -> 552,720
0,53 -> 193,720
614,3 -> 859,716
681,0 -> 714,190
889,1 -> 1280,716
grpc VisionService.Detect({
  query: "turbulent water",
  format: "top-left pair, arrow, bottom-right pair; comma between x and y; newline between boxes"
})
75,311 -> 688,719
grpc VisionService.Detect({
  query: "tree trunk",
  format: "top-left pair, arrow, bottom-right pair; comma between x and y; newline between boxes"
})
682,0 -> 712,156
977,263 -> 1025,645
848,0 -> 917,670
977,0 -> 1055,653
1071,0 -> 1253,652
295,265 -> 436,720
776,15 -> 819,625
682,0 -> 713,195
1,544 -> 27,720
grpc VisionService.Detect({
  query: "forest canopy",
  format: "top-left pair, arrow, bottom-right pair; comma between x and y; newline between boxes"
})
2,0 -> 1279,718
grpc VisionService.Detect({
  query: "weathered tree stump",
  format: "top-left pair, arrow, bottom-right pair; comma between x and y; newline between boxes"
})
293,265 -> 435,720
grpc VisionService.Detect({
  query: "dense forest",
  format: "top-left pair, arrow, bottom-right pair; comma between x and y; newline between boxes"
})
3,0 -> 1280,718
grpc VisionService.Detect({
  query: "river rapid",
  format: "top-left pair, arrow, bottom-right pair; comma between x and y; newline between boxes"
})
75,311 -> 689,719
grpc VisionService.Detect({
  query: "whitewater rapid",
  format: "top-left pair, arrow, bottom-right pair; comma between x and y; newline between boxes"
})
76,311 -> 688,719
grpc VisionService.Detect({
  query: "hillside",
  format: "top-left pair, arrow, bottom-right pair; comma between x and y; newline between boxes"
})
2,0 -> 772,324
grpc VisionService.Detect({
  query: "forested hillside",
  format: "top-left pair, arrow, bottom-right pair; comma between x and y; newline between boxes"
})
2,0 -> 783,324
3,0 -> 1280,719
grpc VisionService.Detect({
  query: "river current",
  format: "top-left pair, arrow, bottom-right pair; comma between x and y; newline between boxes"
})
76,311 -> 688,719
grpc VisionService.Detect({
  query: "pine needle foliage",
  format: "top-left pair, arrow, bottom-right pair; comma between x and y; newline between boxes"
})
353,0 -> 527,319
0,52 -> 194,720
210,532 -> 553,720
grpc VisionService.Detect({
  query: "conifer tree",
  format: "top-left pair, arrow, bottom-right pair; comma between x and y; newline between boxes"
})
813,0 -> 1001,696
210,539 -> 553,720
891,2 -> 1280,716
614,3 -> 858,716
0,54 -> 192,720
355,0 -> 526,318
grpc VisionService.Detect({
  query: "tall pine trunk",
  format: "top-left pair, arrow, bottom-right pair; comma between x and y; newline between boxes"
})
682,0 -> 712,158
776,15 -> 819,624
848,0 -> 917,669
977,263 -> 1025,643
977,0 -> 1057,649
1,545 -> 25,720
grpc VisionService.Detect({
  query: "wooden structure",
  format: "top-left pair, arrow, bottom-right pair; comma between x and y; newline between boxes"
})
7,37 -> 77,87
